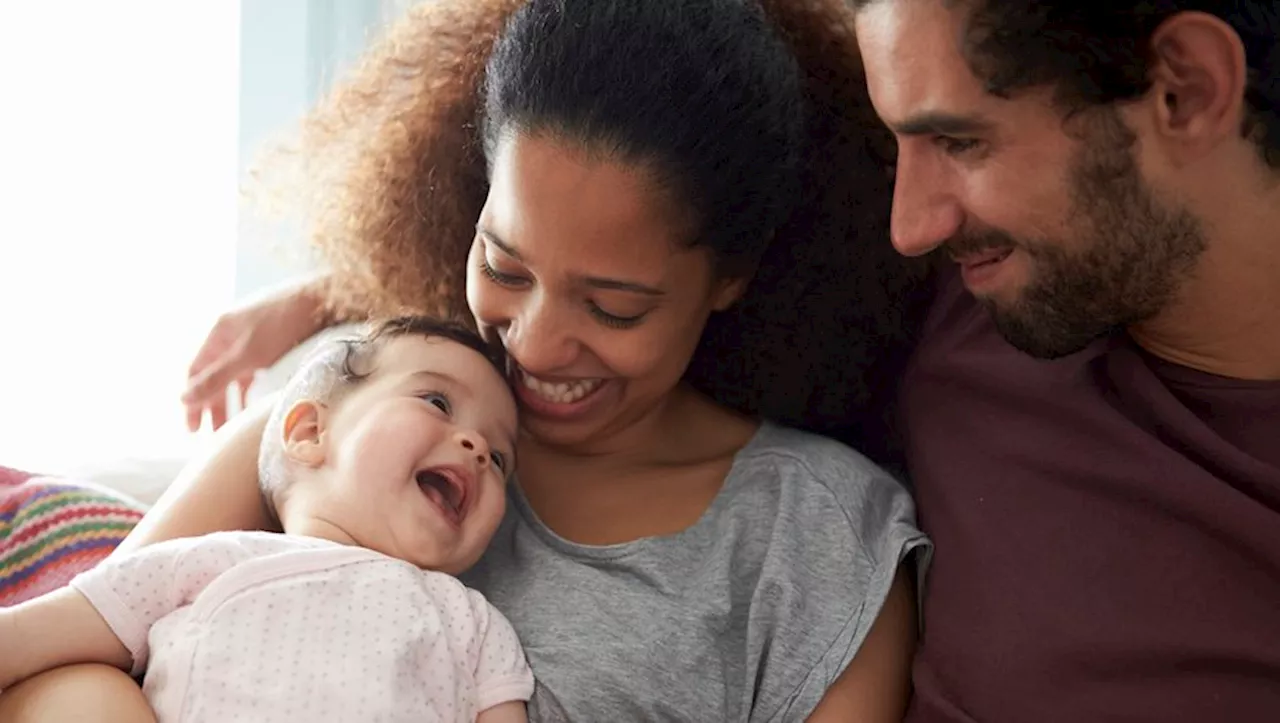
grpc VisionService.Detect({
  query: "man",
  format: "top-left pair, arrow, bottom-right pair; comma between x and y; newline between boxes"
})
849,1 -> 1280,721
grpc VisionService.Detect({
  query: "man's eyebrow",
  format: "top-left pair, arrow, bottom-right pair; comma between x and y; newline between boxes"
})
890,112 -> 994,137
476,225 -> 665,297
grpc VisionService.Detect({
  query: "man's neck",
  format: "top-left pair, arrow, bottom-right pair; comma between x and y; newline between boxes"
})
1130,187 -> 1280,381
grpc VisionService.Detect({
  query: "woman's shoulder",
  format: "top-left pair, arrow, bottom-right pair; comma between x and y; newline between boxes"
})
734,422 -> 907,497
723,422 -> 925,560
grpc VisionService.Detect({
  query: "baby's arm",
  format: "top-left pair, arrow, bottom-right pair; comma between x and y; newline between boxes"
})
0,586 -> 131,690
1,534 -> 235,690
476,700 -> 529,723
468,590 -> 535,718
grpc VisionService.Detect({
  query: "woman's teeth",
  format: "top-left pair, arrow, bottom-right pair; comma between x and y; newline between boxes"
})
520,372 -> 602,404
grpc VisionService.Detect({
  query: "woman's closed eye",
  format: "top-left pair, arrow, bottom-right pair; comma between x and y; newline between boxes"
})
477,236 -> 652,329
588,302 -> 647,329
479,254 -> 528,287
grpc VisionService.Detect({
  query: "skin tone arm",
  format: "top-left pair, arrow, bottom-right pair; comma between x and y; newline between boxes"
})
0,330 -> 289,721
115,396 -> 276,557
0,405 -> 273,716
806,566 -> 918,722
0,664 -> 155,723
0,588 -> 132,691
476,701 -> 529,723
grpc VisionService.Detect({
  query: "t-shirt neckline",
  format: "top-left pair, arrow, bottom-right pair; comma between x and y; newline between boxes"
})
507,421 -> 775,560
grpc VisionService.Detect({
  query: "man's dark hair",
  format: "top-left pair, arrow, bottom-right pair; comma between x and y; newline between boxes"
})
851,1 -> 1280,168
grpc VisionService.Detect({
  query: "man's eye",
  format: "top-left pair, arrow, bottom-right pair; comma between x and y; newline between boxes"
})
937,136 -> 981,155
420,392 -> 451,415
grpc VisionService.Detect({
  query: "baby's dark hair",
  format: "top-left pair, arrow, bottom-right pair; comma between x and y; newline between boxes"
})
257,316 -> 507,526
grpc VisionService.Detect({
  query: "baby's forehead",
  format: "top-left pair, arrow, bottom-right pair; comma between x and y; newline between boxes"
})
377,335 -> 497,382
376,336 -> 516,418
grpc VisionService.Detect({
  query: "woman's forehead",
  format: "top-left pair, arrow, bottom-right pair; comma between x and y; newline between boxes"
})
484,136 -> 692,253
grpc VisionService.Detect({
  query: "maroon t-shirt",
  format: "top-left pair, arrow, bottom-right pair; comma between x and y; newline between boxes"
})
901,270 -> 1280,723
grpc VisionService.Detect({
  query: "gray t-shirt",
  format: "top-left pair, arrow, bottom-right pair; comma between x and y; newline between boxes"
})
461,423 -> 931,722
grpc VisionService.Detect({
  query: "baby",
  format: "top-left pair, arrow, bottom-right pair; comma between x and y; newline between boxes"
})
0,316 -> 532,723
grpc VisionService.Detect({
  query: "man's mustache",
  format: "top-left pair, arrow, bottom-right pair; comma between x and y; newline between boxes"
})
943,229 -> 1020,260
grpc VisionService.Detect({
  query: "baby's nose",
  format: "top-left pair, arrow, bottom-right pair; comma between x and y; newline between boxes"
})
455,430 -> 489,468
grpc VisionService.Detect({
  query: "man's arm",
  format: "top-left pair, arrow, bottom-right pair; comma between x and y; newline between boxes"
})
0,586 -> 131,690
805,567 -> 918,722
476,701 -> 529,723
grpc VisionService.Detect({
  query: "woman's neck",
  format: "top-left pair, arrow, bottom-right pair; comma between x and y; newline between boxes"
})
519,384 -> 757,469
512,384 -> 760,545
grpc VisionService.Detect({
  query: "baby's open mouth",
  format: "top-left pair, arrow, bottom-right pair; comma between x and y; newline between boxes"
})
415,468 -> 467,526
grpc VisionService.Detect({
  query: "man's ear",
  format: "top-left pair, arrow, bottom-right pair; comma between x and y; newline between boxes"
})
282,400 -> 328,468
1146,11 -> 1249,160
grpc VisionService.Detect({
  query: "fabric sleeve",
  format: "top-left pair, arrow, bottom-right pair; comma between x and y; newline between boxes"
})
468,588 -> 535,711
68,534 -> 243,675
745,439 -> 932,723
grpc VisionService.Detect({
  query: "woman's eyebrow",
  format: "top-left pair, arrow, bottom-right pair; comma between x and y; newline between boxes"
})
477,227 -> 522,260
477,226 -> 665,296
582,276 -> 664,296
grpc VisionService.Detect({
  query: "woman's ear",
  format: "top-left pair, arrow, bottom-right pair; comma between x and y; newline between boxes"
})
282,400 -> 329,468
711,275 -> 750,311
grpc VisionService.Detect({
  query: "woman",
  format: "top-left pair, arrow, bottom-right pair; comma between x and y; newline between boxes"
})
0,1 -> 932,720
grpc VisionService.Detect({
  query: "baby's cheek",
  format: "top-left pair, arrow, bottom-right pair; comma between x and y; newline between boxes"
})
474,487 -> 508,535
351,404 -> 441,455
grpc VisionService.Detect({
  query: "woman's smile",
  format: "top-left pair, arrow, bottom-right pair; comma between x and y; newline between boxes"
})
513,366 -> 611,420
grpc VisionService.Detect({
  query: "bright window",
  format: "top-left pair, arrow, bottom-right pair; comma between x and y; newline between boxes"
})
0,4 -> 241,473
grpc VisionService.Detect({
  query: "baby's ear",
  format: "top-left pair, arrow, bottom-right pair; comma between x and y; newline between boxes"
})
282,400 -> 328,467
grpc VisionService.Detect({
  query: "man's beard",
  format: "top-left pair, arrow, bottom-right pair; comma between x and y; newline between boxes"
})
952,111 -> 1207,359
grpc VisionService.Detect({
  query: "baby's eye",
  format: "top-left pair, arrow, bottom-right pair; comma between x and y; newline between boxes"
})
490,450 -> 508,473
420,391 -> 451,415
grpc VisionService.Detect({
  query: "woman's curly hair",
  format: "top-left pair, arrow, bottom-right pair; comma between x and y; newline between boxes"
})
253,0 -> 933,468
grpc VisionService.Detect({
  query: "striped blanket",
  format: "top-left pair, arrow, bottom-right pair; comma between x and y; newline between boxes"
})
0,465 -> 143,606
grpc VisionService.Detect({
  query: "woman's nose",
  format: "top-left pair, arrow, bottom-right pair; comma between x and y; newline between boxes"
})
504,295 -> 577,373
